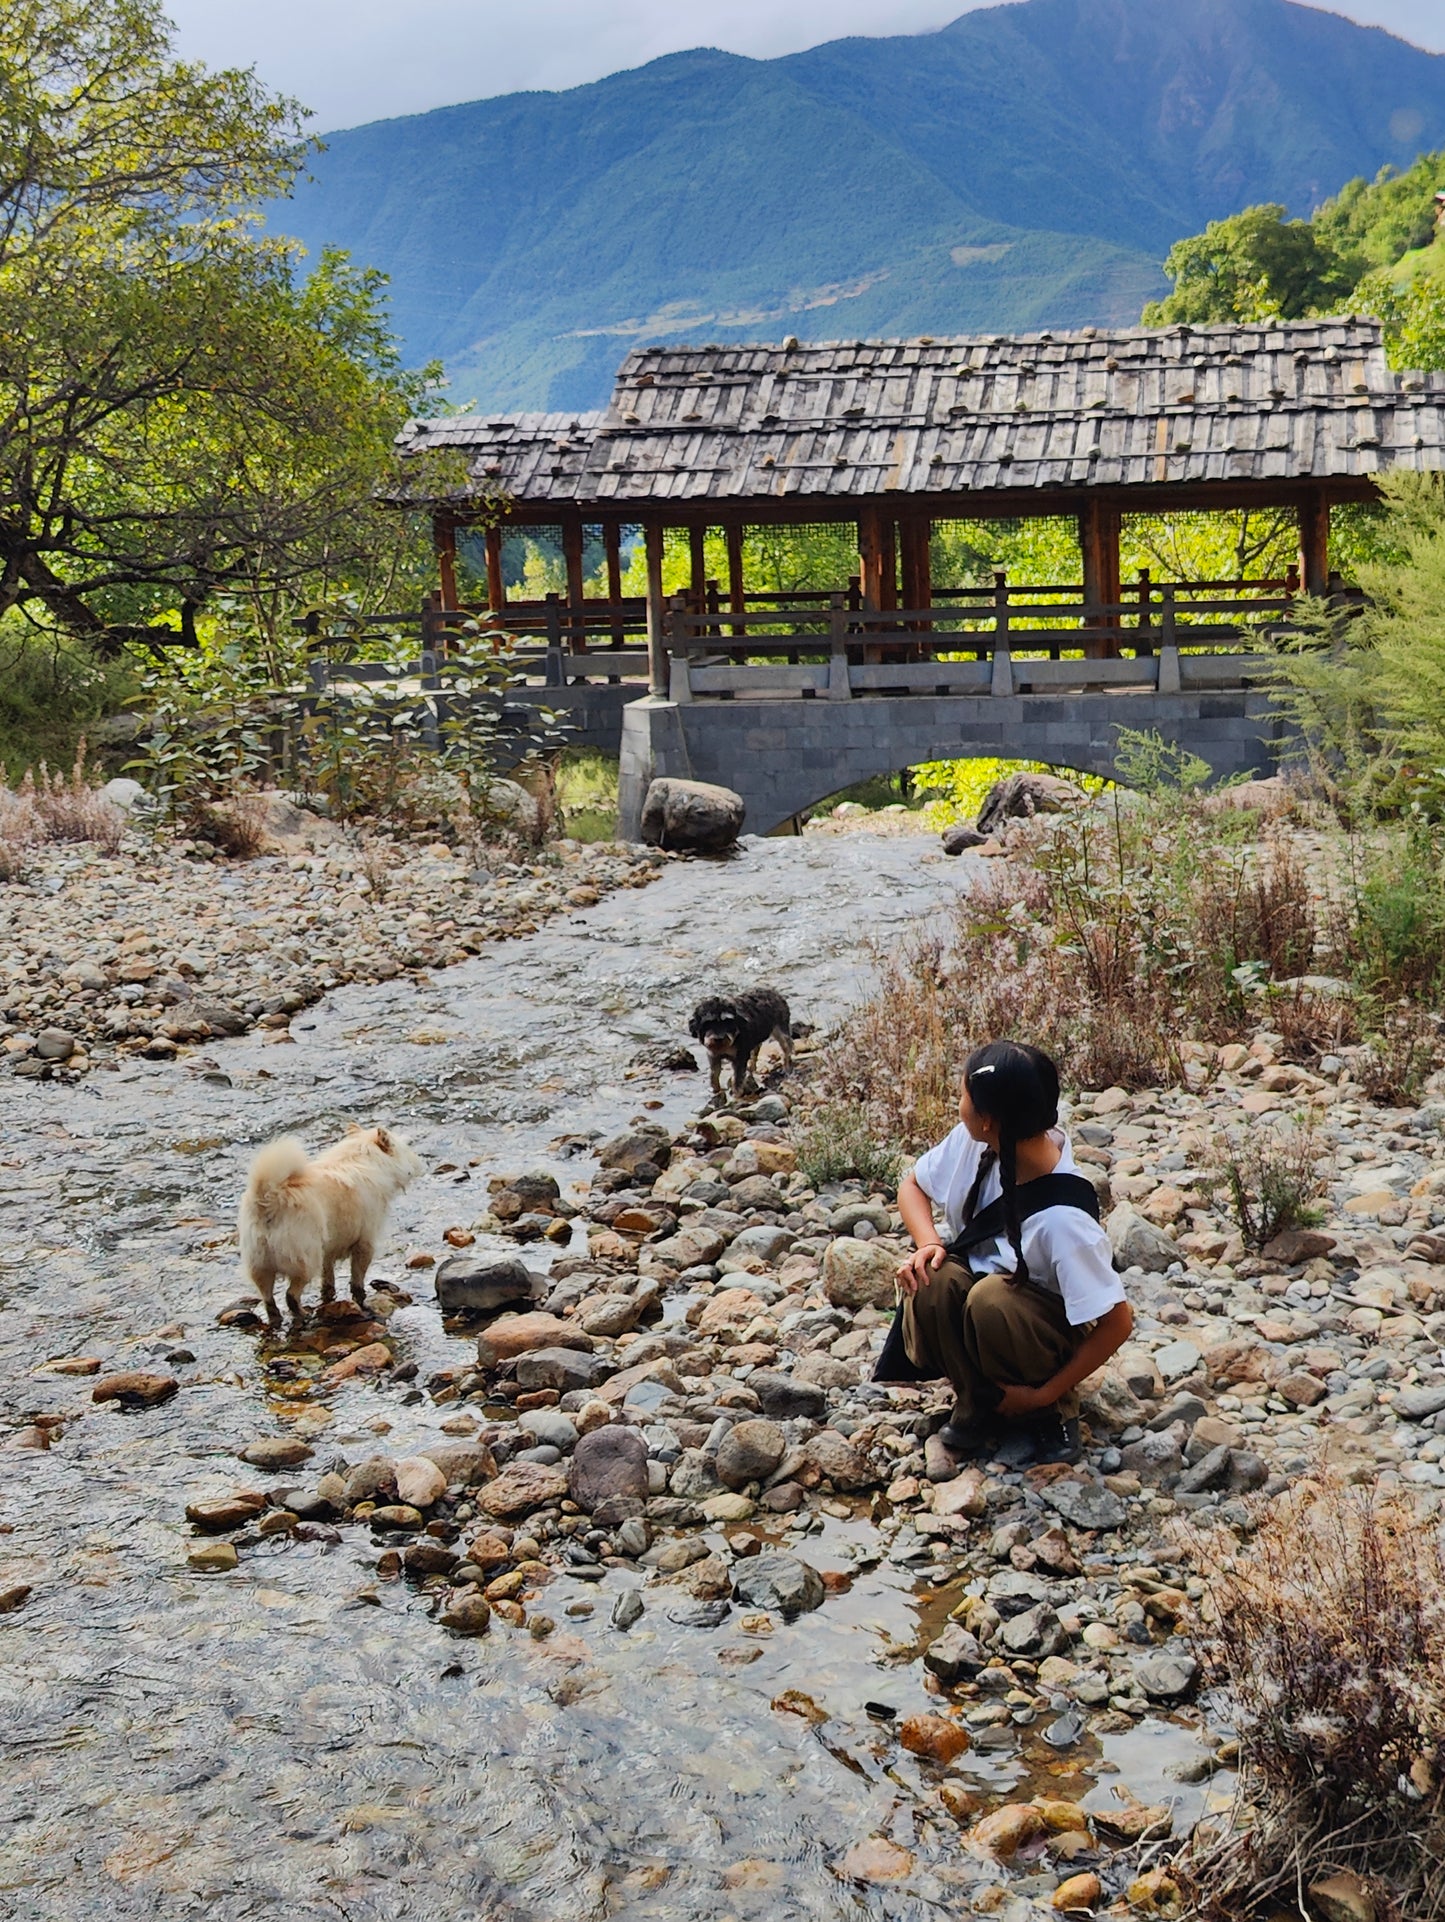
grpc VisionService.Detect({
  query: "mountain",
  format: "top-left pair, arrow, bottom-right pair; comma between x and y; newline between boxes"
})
272,0 -> 1445,412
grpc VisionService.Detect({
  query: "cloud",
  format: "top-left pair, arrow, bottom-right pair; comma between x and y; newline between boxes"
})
163,0 -> 1445,132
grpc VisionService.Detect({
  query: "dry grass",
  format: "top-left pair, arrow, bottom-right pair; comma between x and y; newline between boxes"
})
1181,1473 -> 1445,1919
15,744 -> 124,850
184,791 -> 270,860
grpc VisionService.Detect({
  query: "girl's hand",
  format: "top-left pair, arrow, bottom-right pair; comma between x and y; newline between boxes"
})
896,1241 -> 948,1297
996,1382 -> 1049,1417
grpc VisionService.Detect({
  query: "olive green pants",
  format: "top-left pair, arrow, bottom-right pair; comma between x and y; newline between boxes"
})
902,1258 -> 1084,1428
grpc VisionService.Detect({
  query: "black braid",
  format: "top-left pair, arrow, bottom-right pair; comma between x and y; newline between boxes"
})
959,1147 -> 997,1228
996,1130 -> 1031,1286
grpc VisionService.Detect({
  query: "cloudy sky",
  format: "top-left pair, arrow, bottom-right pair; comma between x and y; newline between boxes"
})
164,1 -> 1445,130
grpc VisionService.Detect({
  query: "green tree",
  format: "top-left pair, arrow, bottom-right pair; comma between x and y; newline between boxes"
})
1142,204 -> 1353,326
0,0 -> 441,649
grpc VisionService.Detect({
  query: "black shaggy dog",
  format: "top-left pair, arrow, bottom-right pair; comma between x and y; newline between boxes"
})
688,988 -> 794,1100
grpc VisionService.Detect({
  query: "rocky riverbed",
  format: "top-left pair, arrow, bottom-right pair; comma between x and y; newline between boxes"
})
0,796 -> 661,1073
5,824 -> 1445,1921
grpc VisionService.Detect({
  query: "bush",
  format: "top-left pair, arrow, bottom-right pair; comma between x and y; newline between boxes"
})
0,618 -> 138,782
1183,1474 -> 1445,1919
795,1102 -> 903,1191
1208,1115 -> 1325,1248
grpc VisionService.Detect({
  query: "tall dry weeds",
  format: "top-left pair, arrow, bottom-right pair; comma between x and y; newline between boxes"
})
1181,1474 -> 1445,1920
16,743 -> 124,850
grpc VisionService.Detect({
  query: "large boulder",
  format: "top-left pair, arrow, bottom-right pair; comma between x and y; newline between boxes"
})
822,1236 -> 899,1311
434,1254 -> 539,1319
715,1418 -> 788,1490
976,771 -> 1085,836
639,778 -> 745,853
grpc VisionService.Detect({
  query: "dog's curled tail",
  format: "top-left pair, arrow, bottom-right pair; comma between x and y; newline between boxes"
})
245,1136 -> 311,1219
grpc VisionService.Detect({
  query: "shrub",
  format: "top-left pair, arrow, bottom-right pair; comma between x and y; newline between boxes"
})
185,792 -> 270,860
1352,1002 -> 1441,1107
795,1102 -> 904,1191
1208,1115 -> 1325,1248
1182,1474 -> 1445,1920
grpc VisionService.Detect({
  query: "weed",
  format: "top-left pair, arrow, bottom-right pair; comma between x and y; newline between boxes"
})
1182,1472 -> 1445,1919
16,744 -> 124,849
1353,1001 -> 1441,1106
795,1102 -> 904,1191
185,791 -> 270,860
1208,1114 -> 1325,1248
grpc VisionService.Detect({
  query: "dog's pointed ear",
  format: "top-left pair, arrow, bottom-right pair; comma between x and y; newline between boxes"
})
375,1127 -> 393,1153
344,1122 -> 361,1135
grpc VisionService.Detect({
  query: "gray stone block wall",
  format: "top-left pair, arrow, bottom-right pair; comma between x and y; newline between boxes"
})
615,690 -> 1280,838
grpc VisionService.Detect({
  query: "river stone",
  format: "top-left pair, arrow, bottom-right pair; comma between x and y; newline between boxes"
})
1396,1384 -> 1445,1421
418,1442 -> 498,1487
1106,1204 -> 1182,1275
1307,1871 -> 1378,1922
942,824 -> 988,855
519,1409 -> 579,1452
801,1429 -> 873,1491
1041,1481 -> 1128,1531
394,1457 -> 448,1508
91,1370 -> 178,1408
476,1313 -> 592,1366
515,1346 -> 607,1394
597,1126 -> 672,1177
732,1551 -> 825,1618
611,1587 -> 644,1630
438,1592 -> 492,1635
999,1602 -> 1070,1658
644,1224 -> 726,1273
343,1456 -> 398,1505
923,1621 -> 988,1683
747,1370 -> 826,1421
639,777 -> 745,853
1135,1653 -> 1200,1702
1154,1339 -> 1203,1383
568,1425 -> 650,1510
185,1492 -> 266,1532
35,1027 -> 77,1061
715,1418 -> 787,1490
238,1436 -> 314,1470
822,1236 -> 899,1310
976,771 -> 1084,834
479,1461 -> 569,1518
434,1254 -> 538,1318
1176,1442 -> 1234,1494
188,1541 -> 238,1572
403,1540 -> 459,1577
666,1598 -> 732,1628
722,1224 -> 796,1266
669,1447 -> 722,1499
1119,1431 -> 1183,1484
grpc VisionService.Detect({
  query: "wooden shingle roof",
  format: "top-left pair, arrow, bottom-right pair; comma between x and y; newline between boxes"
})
399,320 -> 1445,513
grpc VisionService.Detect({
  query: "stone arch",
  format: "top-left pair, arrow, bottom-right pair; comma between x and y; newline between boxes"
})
618,692 -> 1281,839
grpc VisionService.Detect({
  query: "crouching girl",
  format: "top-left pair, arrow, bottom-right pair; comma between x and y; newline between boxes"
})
891,1039 -> 1133,1468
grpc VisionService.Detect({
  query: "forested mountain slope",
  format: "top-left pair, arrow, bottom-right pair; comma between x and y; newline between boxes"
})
273,0 -> 1445,410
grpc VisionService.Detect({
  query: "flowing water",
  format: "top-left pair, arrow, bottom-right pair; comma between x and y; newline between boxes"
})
0,833 -> 1217,1921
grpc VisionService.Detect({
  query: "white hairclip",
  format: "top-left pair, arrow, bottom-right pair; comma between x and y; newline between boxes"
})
969,1064 -> 997,1077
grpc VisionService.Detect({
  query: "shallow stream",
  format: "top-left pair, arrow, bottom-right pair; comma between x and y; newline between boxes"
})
1,832 -> 1215,1920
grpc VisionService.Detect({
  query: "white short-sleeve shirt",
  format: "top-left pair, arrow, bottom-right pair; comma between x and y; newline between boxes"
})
911,1125 -> 1124,1327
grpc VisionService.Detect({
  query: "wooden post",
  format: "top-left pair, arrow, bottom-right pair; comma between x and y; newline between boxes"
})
899,517 -> 933,622
645,520 -> 667,698
858,506 -> 898,613
689,524 -> 707,609
562,512 -> 587,650
725,520 -> 746,636
1079,500 -> 1121,658
602,520 -> 624,645
1299,490 -> 1330,597
484,524 -> 506,614
435,514 -> 459,613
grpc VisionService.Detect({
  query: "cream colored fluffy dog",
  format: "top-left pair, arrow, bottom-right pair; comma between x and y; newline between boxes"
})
239,1126 -> 424,1328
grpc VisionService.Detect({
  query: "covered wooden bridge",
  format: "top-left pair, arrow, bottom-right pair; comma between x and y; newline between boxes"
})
396,318 -> 1445,831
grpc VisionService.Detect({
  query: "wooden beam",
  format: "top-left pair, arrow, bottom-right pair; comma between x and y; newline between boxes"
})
725,521 -> 746,636
484,524 -> 505,613
1299,488 -> 1330,597
435,515 -> 459,612
899,517 -> 933,623
645,520 -> 667,698
689,524 -> 708,606
603,521 -> 623,645
1078,500 -> 1122,658
858,506 -> 898,613
562,512 -> 587,649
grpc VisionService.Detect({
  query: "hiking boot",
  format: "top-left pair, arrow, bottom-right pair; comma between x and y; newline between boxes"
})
936,1420 -> 998,1461
1029,1414 -> 1082,1466
988,1423 -> 1042,1470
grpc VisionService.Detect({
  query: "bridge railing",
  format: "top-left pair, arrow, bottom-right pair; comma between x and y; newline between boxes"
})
662,581 -> 1297,702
